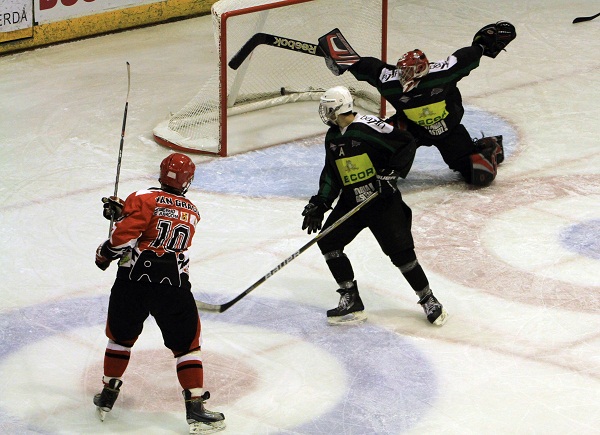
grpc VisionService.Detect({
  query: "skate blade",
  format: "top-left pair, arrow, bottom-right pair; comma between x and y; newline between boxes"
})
432,308 -> 449,326
189,420 -> 226,434
327,311 -> 367,326
96,407 -> 107,422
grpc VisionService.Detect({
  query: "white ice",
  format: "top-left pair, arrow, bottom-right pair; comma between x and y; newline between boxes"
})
1,1 -> 600,434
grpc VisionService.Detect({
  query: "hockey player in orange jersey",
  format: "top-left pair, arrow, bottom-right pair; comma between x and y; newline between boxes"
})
94,153 -> 225,434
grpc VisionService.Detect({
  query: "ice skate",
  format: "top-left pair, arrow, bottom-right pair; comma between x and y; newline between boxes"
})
327,284 -> 367,325
418,293 -> 448,326
93,378 -> 123,421
184,390 -> 225,434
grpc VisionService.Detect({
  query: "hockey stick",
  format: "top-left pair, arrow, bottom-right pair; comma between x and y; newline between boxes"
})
573,12 -> 600,23
108,62 -> 131,235
195,192 -> 379,313
228,33 -> 323,70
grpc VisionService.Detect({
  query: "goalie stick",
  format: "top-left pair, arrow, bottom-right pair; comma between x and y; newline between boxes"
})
573,12 -> 600,23
227,28 -> 359,73
228,33 -> 323,70
195,192 -> 379,313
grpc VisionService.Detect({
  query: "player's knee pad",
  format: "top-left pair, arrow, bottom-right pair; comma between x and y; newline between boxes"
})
323,249 -> 346,261
469,147 -> 498,186
390,249 -> 417,269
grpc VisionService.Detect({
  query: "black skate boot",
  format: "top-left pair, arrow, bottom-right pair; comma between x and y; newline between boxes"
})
183,390 -> 226,434
326,282 -> 367,325
93,378 -> 123,421
418,293 -> 448,326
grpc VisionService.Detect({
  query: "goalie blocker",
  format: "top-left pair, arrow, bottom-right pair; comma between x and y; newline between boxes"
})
317,28 -> 361,76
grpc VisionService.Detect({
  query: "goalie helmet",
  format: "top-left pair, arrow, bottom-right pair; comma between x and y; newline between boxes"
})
397,49 -> 430,93
159,153 -> 195,194
319,86 -> 354,126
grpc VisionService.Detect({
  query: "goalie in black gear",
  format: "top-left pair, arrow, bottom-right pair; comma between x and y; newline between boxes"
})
302,86 -> 448,327
319,22 -> 516,186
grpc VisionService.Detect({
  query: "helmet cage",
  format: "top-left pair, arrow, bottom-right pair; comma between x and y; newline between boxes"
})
319,86 -> 354,126
159,153 -> 196,194
397,49 -> 430,93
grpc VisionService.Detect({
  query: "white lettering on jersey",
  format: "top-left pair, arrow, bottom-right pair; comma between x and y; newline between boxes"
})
429,55 -> 458,73
379,67 -> 399,83
354,113 -> 394,134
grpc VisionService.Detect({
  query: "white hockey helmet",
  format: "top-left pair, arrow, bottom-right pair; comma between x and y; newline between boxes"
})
319,86 -> 354,126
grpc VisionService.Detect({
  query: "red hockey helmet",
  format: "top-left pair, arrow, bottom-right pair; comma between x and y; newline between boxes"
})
397,49 -> 430,93
159,153 -> 195,194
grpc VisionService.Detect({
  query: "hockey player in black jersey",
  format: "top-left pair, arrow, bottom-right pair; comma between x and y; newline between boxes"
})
302,86 -> 448,326
319,22 -> 516,186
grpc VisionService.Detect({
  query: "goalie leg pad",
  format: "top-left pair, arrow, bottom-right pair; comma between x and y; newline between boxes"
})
469,147 -> 498,186
474,135 -> 504,164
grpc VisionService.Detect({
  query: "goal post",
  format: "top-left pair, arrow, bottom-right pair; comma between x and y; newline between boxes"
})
153,0 -> 388,156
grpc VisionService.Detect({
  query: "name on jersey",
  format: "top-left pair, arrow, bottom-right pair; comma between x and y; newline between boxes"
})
356,114 -> 394,133
273,37 -> 317,55
156,195 -> 199,214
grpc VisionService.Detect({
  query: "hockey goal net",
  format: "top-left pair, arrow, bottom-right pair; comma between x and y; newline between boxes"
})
153,0 -> 388,156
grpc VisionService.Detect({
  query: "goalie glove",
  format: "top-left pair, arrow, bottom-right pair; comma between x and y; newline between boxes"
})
473,21 -> 516,58
102,196 -> 125,220
318,28 -> 361,76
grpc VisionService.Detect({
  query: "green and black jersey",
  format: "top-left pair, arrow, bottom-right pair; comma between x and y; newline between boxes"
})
315,113 -> 416,207
349,45 -> 483,139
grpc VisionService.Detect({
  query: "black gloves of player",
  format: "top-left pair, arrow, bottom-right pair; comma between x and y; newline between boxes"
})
472,21 -> 516,58
95,240 -> 123,271
302,196 -> 330,234
376,169 -> 400,198
102,196 -> 124,220
95,242 -> 112,271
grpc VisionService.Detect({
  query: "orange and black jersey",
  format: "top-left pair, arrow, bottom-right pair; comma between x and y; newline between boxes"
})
314,113 -> 416,207
101,187 -> 200,287
348,45 -> 484,139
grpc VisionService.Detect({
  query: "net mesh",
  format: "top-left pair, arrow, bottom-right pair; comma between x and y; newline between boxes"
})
153,0 -> 386,155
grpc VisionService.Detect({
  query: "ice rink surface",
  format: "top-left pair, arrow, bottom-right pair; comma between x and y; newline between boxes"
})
1,1 -> 599,434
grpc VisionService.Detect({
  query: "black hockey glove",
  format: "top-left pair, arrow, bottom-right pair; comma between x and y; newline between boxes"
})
473,21 -> 516,58
95,240 -> 123,271
95,243 -> 112,271
302,196 -> 330,234
102,196 -> 125,220
376,169 -> 400,198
